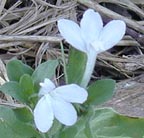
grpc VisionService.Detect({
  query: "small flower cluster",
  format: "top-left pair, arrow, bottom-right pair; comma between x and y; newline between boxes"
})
34,9 -> 126,133
34,78 -> 88,132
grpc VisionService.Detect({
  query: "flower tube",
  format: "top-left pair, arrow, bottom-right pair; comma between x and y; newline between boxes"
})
58,9 -> 126,87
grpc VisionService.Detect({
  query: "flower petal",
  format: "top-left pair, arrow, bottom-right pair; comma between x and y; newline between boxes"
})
99,20 -> 126,51
52,84 -> 88,104
51,97 -> 77,126
34,95 -> 54,133
39,78 -> 55,96
80,9 -> 103,45
58,19 -> 86,53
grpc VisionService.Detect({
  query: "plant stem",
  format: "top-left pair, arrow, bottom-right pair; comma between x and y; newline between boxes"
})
41,133 -> 47,138
80,49 -> 97,88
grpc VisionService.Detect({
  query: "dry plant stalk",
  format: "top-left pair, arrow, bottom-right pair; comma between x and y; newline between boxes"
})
0,35 -> 62,42
77,0 -> 144,33
0,0 -> 77,60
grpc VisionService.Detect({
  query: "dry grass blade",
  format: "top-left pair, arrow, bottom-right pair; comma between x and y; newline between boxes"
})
0,35 -> 62,42
34,0 -> 76,9
77,0 -> 144,34
0,0 -> 6,16
0,0 -> 77,61
96,0 -> 144,18
0,99 -> 32,110
0,0 -> 22,21
130,0 -> 144,4
0,59 -> 8,82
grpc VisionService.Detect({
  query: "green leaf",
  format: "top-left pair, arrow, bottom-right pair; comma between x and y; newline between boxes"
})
0,105 -> 40,138
48,120 -> 62,138
67,48 -> 87,84
60,107 -> 144,138
88,108 -> 144,138
87,79 -> 115,106
0,81 -> 25,102
0,75 -> 35,104
19,74 -> 34,102
32,60 -> 58,92
6,59 -> 33,82
60,115 -> 87,138
13,106 -> 33,123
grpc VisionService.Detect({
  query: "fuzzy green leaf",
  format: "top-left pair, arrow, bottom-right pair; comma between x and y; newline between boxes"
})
0,105 -> 40,138
87,79 -> 115,106
60,107 -> 144,138
13,106 -> 33,123
66,48 -> 87,84
32,60 -> 58,92
0,81 -> 25,102
6,59 -> 33,82
19,74 -> 34,102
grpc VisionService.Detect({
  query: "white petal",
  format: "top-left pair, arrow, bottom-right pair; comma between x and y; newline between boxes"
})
34,95 -> 54,133
90,40 -> 107,53
99,20 -> 126,51
51,97 -> 77,126
58,19 -> 86,53
39,78 -> 55,96
80,9 -> 103,45
52,84 -> 88,104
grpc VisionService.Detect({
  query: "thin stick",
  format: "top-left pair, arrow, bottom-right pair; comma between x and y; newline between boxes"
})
0,35 -> 63,43
60,42 -> 68,84
77,0 -> 144,33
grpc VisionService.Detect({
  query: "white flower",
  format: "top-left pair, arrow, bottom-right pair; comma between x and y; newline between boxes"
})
58,9 -> 126,87
34,78 -> 88,133
58,9 -> 126,54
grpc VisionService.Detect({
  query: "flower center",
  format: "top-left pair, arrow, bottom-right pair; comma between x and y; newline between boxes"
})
90,40 -> 105,53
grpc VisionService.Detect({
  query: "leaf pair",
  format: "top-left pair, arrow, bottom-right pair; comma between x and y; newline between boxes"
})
67,48 -> 115,106
65,48 -> 144,138
60,107 -> 144,138
0,59 -> 58,104
0,59 -> 59,137
0,106 -> 40,138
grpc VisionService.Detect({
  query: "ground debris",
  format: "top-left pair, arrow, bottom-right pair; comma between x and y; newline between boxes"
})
104,74 -> 144,117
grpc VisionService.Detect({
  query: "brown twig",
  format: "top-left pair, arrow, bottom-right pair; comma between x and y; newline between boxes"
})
0,35 -> 62,43
77,0 -> 144,34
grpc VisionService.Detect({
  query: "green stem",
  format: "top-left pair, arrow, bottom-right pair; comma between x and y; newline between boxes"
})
41,133 -> 47,138
80,49 -> 97,88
